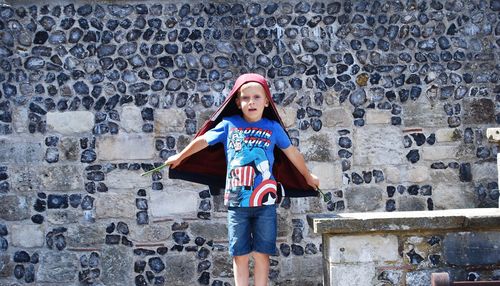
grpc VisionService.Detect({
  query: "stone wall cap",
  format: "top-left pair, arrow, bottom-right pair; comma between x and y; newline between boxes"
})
307,208 -> 500,234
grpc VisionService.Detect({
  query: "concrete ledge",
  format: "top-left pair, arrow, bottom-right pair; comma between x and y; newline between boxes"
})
307,208 -> 500,235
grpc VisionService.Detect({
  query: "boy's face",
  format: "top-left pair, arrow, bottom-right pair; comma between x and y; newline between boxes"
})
236,82 -> 269,123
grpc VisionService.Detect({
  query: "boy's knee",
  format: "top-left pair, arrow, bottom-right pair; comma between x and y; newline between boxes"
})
252,252 -> 269,260
233,254 -> 250,265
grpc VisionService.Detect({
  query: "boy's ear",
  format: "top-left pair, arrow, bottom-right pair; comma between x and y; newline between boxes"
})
235,97 -> 241,109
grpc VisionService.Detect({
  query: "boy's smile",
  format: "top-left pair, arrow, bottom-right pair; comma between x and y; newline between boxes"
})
236,82 -> 269,123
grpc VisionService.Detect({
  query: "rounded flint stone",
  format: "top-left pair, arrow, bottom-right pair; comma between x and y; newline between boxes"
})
349,89 -> 367,107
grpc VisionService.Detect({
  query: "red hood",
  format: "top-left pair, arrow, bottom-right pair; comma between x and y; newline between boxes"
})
169,73 -> 317,197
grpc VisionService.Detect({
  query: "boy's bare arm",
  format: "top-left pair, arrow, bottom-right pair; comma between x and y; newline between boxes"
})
281,146 -> 320,189
165,135 -> 209,168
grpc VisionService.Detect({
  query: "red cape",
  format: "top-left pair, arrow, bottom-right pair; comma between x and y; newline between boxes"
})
169,73 -> 317,198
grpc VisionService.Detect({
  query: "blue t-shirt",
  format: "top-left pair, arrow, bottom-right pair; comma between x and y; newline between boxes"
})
205,115 -> 291,207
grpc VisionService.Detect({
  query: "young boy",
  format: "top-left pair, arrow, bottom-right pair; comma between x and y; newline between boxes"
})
165,73 -> 319,286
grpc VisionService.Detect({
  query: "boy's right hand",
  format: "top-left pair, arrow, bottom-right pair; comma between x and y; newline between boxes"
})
165,154 -> 182,168
306,173 -> 320,190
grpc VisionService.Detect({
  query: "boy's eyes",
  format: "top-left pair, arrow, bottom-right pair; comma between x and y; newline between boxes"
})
241,95 -> 262,100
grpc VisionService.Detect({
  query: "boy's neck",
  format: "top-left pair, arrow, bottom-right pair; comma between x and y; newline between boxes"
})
241,114 -> 263,123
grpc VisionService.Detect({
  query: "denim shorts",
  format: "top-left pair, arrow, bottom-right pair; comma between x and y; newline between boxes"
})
227,205 -> 277,256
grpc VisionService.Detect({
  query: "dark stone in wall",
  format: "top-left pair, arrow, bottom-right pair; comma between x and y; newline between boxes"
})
443,232 -> 500,266
459,163 -> 472,182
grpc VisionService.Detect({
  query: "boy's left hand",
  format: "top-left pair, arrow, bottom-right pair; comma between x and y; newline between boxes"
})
306,173 -> 320,190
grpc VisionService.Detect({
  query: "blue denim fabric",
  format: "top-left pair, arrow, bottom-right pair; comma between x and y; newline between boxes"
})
227,204 -> 277,256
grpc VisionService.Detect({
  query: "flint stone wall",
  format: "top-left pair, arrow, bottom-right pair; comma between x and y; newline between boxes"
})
0,0 -> 499,285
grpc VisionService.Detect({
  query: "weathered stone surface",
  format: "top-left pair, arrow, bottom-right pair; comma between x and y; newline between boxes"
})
353,127 -> 404,165
405,270 -> 433,286
280,256 -> 322,279
322,108 -> 351,127
277,212 -> 290,238
154,109 -> 185,133
162,255 -> 196,285
211,254 -> 233,278
66,225 -> 105,247
326,234 -> 399,263
0,254 -> 12,278
96,134 -> 155,160
10,106 -> 28,134
382,165 -> 399,184
120,104 -> 143,132
329,263 -> 376,286
378,270 -> 403,285
309,161 -> 342,189
430,169 -> 459,184
408,166 -> 430,183
344,186 -> 383,212
422,145 -> 460,161
46,111 -> 93,134
397,197 -> 427,211
435,128 -> 462,142
403,101 -> 448,127
309,209 -> 500,235
101,246 -> 133,286
471,162 -> 496,181
95,193 -> 136,218
37,252 -> 78,282
463,98 -> 495,124
444,232 -> 500,265
41,165 -> 83,191
129,222 -> 171,243
10,224 -> 44,247
0,140 -> 42,163
106,169 -> 151,190
276,105 -> 296,128
302,134 -> 334,162
0,196 -> 30,221
189,221 -> 227,241
150,189 -> 199,217
433,183 -> 478,210
11,165 -> 83,192
60,138 -> 79,161
46,209 -> 81,224
365,110 -> 391,125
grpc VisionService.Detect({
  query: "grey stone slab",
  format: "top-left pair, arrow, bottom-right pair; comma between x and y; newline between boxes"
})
66,225 -> 106,248
163,255 -> 196,286
189,221 -> 228,241
0,254 -> 12,278
37,252 -> 79,283
100,246 -> 133,286
443,231 -> 500,265
308,208 -> 500,235
0,140 -> 42,164
0,195 -> 30,221
344,186 -> 383,212
10,165 -> 84,193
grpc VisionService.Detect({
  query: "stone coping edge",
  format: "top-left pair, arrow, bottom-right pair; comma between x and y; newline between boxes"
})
307,208 -> 500,235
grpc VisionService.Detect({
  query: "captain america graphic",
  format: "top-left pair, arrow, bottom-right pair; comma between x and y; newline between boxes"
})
226,128 -> 277,207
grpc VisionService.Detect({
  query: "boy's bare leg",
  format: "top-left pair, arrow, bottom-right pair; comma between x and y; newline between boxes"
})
233,255 -> 250,286
253,252 -> 270,286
